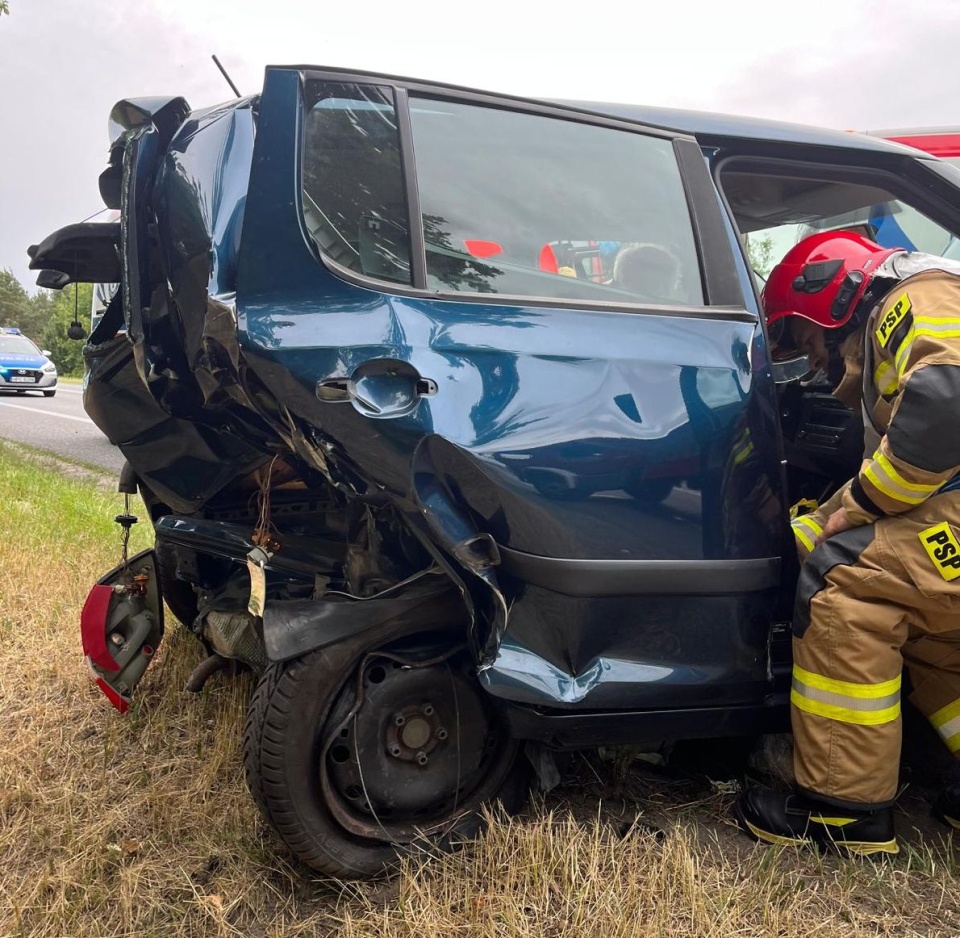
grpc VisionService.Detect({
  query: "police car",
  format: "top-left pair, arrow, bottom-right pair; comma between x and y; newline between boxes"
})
0,327 -> 58,397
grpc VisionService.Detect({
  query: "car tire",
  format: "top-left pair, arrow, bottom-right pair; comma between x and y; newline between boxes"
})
243,626 -> 529,877
42,389 -> 56,398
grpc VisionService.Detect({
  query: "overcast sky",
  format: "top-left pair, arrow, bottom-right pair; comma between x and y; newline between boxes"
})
2,0 -> 959,291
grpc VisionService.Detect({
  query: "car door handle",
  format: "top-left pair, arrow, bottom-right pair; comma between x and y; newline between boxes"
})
316,360 -> 437,418
316,378 -> 352,402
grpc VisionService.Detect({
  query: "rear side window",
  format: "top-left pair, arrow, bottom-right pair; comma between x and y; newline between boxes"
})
300,82 -> 704,306
301,81 -> 412,284
408,98 -> 703,305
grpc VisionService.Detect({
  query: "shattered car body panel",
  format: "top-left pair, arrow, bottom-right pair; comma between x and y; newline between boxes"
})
30,64 -> 960,875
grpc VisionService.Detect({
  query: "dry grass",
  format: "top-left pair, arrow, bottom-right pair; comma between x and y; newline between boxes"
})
2,439 -> 960,937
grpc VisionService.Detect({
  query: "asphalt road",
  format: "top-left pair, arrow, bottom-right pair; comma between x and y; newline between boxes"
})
0,382 -> 124,475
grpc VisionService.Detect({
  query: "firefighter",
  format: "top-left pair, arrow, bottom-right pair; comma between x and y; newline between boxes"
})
736,230 -> 960,857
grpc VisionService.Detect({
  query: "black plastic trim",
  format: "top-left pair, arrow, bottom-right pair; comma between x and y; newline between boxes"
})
262,578 -> 466,662
395,87 -> 427,291
293,65 -> 684,139
304,249 -> 757,322
503,697 -> 789,749
497,545 -> 780,596
674,137 -> 744,307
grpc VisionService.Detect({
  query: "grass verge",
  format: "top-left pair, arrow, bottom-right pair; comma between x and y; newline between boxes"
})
2,440 -> 960,937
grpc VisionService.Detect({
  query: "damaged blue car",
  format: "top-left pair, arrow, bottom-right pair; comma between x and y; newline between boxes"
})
28,65 -> 960,876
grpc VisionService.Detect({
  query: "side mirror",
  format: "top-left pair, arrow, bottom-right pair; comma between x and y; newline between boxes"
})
41,350 -> 53,357
35,269 -> 71,290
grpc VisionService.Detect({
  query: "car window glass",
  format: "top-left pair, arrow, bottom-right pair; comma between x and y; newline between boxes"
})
408,97 -> 704,306
301,81 -> 412,285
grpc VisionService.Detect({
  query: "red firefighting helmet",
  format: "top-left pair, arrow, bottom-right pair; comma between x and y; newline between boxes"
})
762,231 -> 902,329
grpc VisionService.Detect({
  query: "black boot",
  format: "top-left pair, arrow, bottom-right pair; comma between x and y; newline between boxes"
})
735,788 -> 898,857
933,783 -> 960,830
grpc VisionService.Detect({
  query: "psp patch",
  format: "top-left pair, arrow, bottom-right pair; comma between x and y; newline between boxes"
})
876,293 -> 912,349
919,522 -> 960,582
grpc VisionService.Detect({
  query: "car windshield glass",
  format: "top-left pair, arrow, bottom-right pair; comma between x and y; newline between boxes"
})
0,334 -> 39,354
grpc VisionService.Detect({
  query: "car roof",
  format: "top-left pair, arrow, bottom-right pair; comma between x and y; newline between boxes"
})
551,100 -> 926,155
270,65 -> 922,157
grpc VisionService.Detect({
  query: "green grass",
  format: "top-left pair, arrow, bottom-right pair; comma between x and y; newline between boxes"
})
2,441 -> 960,937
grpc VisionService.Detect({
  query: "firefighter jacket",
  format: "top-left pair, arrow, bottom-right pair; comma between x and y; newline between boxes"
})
842,268 -> 960,525
791,266 -> 960,555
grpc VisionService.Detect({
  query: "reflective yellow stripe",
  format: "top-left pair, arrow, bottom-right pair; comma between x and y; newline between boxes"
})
863,452 -> 940,506
873,361 -> 899,397
873,453 -> 941,494
741,816 -> 812,847
870,453 -> 942,503
913,315 -> 960,338
793,516 -> 823,536
883,313 -> 960,373
791,516 -> 823,553
793,665 -> 900,700
809,816 -> 857,827
733,440 -> 755,465
865,465 -> 926,504
894,326 -> 916,376
930,698 -> 960,752
838,838 -> 900,857
791,689 -> 901,726
913,315 -> 960,324
931,697 -> 960,729
792,666 -> 901,725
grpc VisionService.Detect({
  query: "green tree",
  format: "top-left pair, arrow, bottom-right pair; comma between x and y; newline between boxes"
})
0,2 -> 9,15
745,234 -> 776,279
41,284 -> 91,378
0,268 -> 47,338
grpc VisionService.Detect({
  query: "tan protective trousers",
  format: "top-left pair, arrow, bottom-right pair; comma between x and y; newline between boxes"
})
790,489 -> 960,806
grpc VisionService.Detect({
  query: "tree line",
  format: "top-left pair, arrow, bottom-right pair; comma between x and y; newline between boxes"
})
0,269 -> 91,376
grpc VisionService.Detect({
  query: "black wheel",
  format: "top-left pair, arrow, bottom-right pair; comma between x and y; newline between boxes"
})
42,389 -> 56,398
244,628 -> 528,877
155,539 -> 200,628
